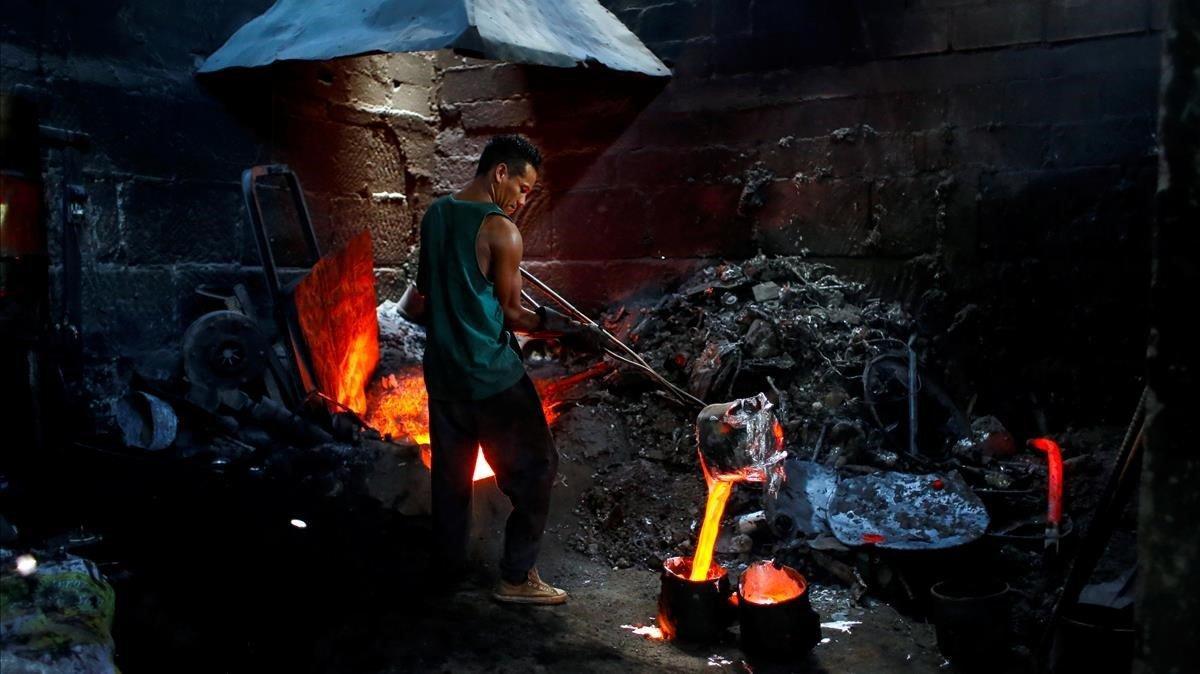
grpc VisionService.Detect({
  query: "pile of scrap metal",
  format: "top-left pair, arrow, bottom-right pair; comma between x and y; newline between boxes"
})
572,256 -> 1094,606
102,165 -> 418,503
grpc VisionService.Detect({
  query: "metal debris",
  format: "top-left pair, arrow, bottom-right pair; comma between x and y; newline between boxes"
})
827,471 -> 989,550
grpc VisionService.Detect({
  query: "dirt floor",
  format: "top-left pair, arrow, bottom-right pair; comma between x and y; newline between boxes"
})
302,418 -> 954,674
10,387 -> 1098,672
300,476 -> 950,674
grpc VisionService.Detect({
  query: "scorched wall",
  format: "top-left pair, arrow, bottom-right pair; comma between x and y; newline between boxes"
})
434,0 -> 1166,425
0,0 -> 1167,428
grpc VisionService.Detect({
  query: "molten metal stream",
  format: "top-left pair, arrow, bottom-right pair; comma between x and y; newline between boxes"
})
690,479 -> 735,581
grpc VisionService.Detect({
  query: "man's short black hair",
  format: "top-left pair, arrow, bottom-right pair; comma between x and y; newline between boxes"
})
475,134 -> 543,177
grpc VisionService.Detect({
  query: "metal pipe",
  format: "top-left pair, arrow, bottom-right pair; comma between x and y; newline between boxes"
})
522,281 -> 678,398
520,288 -> 542,309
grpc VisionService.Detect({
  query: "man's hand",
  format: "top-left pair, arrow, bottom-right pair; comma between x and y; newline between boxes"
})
535,306 -> 608,351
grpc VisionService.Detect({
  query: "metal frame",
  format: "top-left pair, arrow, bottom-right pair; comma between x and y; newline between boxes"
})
240,164 -> 323,406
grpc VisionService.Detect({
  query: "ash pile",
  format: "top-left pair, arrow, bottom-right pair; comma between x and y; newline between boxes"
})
565,255 -> 1127,628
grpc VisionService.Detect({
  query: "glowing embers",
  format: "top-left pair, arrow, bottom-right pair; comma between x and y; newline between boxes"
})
366,365 -> 565,483
1028,437 -> 1064,550
657,556 -> 734,642
737,561 -> 821,660
367,365 -> 495,481
366,365 -> 431,444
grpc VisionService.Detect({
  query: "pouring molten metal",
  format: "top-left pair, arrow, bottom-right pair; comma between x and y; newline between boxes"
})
689,478 -> 738,581
688,394 -> 787,581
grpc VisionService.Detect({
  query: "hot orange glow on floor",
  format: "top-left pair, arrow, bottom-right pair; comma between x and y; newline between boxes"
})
366,365 -> 583,483
418,444 -> 495,481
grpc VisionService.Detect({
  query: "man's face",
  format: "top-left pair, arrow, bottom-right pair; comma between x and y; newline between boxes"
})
493,162 -> 538,217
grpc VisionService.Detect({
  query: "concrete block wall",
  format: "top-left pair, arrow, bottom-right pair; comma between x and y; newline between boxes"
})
432,0 -> 1165,424
1,1 -> 436,399
1,0 -> 1165,426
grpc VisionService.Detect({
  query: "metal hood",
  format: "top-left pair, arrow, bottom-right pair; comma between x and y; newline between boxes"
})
198,0 -> 670,77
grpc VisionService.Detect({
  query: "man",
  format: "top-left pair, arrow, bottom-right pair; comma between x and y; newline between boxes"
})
405,134 -> 592,605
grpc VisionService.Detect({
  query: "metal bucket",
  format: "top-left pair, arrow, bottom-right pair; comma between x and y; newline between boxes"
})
930,578 -> 1011,670
737,561 -> 820,660
657,556 -> 733,642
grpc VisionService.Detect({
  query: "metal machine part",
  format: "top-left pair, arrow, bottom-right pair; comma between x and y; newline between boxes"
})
182,310 -> 269,391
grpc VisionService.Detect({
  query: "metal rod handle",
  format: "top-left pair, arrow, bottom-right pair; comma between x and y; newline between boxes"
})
519,267 -> 705,408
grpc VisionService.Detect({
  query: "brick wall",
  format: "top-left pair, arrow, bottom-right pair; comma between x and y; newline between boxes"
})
433,0 -> 1165,425
1,0 -> 1165,426
1,1 -> 436,401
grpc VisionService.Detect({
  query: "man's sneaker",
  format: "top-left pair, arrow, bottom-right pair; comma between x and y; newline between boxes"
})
492,568 -> 569,605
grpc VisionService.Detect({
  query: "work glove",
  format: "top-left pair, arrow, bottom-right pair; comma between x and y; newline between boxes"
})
536,306 -> 608,352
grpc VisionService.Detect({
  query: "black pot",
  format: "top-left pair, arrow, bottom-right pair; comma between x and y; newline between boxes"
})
930,578 -> 1011,670
1050,603 -> 1134,674
657,556 -> 734,642
737,561 -> 821,660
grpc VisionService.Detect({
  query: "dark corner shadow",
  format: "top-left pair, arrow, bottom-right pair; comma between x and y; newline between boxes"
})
522,64 -> 668,194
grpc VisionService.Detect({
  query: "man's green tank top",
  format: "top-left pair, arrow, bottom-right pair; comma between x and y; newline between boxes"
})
417,195 -> 525,401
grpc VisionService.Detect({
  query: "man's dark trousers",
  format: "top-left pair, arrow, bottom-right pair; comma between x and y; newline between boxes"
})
428,374 -> 558,583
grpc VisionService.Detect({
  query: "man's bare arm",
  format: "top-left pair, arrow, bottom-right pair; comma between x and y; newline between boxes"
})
485,215 -> 542,333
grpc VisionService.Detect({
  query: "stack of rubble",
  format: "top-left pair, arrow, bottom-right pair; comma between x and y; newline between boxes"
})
571,256 -> 909,559
568,255 -> 1118,611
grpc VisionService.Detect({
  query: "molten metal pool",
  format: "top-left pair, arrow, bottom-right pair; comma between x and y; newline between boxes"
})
737,561 -> 821,659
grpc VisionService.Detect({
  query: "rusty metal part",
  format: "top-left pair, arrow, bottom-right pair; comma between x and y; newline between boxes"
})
115,391 -> 178,451
765,458 -> 838,543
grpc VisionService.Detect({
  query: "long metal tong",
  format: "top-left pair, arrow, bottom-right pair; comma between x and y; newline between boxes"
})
519,267 -> 705,408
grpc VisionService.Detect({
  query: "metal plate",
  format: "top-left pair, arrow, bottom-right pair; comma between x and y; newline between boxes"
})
828,471 -> 989,550
765,458 -> 838,542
